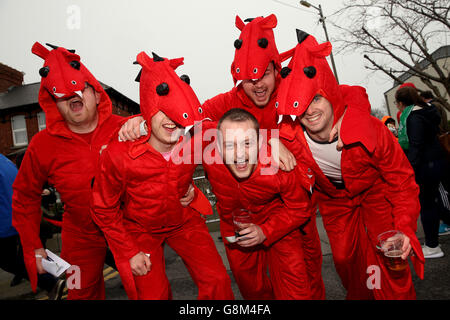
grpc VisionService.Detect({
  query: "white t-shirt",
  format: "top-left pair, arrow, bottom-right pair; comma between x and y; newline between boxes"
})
304,130 -> 343,183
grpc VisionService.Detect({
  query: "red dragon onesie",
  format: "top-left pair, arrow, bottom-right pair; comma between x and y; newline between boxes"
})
275,30 -> 425,299
194,118 -> 318,299
90,51 -> 234,300
200,14 -> 325,299
12,42 -> 127,299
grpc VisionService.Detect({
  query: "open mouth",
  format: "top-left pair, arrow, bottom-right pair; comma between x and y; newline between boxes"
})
303,112 -> 322,124
254,89 -> 267,99
234,159 -> 249,171
162,123 -> 179,133
69,98 -> 84,112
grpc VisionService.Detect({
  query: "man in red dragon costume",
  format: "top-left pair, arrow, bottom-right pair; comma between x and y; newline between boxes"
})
90,51 -> 234,300
275,29 -> 425,299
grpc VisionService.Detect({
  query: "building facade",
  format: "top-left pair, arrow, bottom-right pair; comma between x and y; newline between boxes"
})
383,45 -> 450,121
0,63 -> 140,161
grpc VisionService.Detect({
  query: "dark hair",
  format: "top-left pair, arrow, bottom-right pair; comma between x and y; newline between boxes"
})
419,90 -> 434,100
384,118 -> 395,126
395,86 -> 428,108
217,108 -> 260,133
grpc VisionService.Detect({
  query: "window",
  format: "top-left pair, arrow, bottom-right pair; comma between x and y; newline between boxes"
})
11,115 -> 28,146
37,111 -> 46,131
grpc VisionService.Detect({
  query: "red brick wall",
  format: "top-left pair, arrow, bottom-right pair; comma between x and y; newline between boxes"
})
1,96 -> 137,159
0,63 -> 23,93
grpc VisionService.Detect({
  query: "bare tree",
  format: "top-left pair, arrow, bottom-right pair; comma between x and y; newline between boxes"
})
371,107 -> 386,119
329,0 -> 450,111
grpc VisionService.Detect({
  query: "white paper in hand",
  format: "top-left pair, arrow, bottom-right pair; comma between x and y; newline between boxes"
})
41,249 -> 71,277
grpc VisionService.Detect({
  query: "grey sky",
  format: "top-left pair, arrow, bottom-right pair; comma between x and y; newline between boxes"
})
0,0 -> 392,112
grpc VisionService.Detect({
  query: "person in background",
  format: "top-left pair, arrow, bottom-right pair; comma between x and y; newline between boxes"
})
0,153 -> 64,299
381,115 -> 398,138
419,91 -> 450,236
420,90 -> 449,135
396,83 -> 417,152
395,86 -> 448,258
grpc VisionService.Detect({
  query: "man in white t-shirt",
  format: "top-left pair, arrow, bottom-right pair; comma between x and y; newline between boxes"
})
276,29 -> 424,300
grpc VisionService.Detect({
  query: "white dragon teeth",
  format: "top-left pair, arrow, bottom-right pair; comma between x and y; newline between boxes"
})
74,90 -> 83,99
184,125 -> 193,135
277,115 -> 284,124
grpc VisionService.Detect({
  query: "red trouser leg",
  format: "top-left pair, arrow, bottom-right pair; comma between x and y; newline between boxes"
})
268,229 -> 312,300
360,184 -> 416,300
300,215 -> 326,299
225,243 -> 273,300
318,195 -> 374,300
167,215 -> 234,300
130,215 -> 233,300
61,230 -> 107,300
132,243 -> 171,300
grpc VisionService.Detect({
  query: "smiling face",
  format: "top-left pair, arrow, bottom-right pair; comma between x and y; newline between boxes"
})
241,62 -> 277,108
300,95 -> 334,142
218,118 -> 259,181
149,110 -> 184,152
55,83 -> 99,133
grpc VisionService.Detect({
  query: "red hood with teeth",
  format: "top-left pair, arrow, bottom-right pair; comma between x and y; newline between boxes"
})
275,30 -> 344,126
135,51 -> 204,135
231,14 -> 281,85
32,42 -> 111,136
277,31 -> 377,153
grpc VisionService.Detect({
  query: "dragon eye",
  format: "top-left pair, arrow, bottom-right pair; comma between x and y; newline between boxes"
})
198,107 -> 203,114
253,68 -> 258,74
275,102 -> 279,108
71,80 -> 77,85
183,113 -> 188,119
236,68 -> 240,73
293,101 -> 299,108
234,39 -> 243,49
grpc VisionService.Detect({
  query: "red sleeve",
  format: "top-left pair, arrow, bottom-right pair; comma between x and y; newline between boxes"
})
90,145 -> 140,262
373,120 -> 424,277
259,168 -> 313,246
12,142 -> 47,292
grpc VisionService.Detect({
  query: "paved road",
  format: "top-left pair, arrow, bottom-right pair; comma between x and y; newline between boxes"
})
1,216 -> 449,300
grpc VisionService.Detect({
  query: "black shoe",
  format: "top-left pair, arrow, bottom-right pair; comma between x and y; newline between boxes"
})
10,275 -> 23,287
48,279 -> 66,300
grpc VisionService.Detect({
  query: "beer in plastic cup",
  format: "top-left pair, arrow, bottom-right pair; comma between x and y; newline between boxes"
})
377,230 -> 408,272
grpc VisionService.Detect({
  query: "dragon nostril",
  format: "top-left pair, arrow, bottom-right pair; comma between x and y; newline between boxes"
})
280,67 -> 291,79
69,60 -> 81,70
303,66 -> 317,79
39,66 -> 50,78
156,82 -> 169,96
257,38 -> 268,48
180,74 -> 190,85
